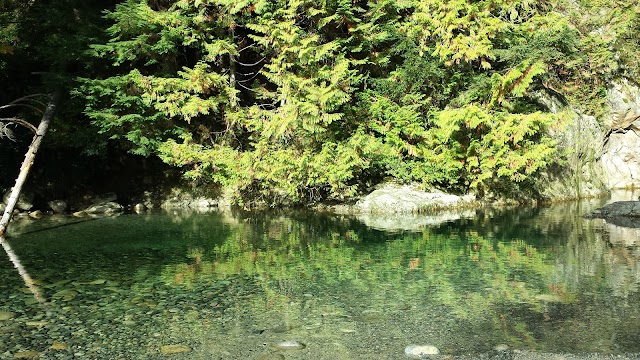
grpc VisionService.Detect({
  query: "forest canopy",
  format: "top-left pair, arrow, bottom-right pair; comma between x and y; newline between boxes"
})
2,0 -> 639,205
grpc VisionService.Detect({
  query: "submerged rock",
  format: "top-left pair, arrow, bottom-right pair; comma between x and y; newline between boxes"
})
13,350 -> 40,359
257,352 -> 285,360
49,341 -> 67,350
160,344 -> 191,355
0,311 -> 15,321
271,340 -> 306,350
404,344 -> 440,358
52,289 -> 78,301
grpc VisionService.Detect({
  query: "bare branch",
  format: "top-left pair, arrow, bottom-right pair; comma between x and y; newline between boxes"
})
0,94 -> 49,115
0,103 -> 45,115
0,117 -> 38,134
0,122 -> 16,141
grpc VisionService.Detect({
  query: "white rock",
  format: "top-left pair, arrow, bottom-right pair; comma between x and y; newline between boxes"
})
493,344 -> 509,351
133,203 -> 146,213
404,344 -> 440,358
271,340 -> 306,350
356,183 -> 471,214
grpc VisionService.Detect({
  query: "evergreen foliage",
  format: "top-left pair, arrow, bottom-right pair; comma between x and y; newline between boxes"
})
3,0 -> 634,205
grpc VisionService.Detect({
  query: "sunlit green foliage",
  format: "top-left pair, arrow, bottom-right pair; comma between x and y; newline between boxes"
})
74,0 -> 639,204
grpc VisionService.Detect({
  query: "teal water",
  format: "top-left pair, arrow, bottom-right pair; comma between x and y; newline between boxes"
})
1,198 -> 640,359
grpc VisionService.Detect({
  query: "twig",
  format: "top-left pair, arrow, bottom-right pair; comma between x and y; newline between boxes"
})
0,117 -> 38,134
0,94 -> 49,115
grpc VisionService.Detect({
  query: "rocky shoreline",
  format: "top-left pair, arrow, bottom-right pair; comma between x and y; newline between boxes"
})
0,181 -> 617,235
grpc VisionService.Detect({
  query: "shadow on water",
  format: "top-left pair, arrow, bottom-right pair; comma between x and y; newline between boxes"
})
0,197 -> 639,358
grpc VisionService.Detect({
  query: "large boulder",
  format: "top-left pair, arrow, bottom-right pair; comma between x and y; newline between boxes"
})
70,193 -> 123,216
83,201 -> 124,215
2,190 -> 34,211
47,200 -> 68,213
354,183 -> 475,214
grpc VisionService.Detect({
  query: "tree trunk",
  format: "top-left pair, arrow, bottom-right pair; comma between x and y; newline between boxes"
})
0,90 -> 61,237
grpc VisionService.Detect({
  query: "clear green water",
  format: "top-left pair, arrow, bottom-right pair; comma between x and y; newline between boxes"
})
1,198 -> 640,359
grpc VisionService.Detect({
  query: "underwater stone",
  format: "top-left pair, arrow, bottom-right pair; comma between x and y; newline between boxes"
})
404,344 -> 440,358
13,350 -> 40,359
160,344 -> 191,355
52,289 -> 78,301
257,353 -> 286,360
0,311 -> 15,321
271,340 -> 306,350
493,344 -> 509,351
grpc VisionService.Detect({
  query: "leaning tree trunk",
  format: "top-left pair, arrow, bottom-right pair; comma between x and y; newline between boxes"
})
0,90 -> 61,237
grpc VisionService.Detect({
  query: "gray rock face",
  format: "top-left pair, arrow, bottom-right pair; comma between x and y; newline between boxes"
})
606,79 -> 640,130
355,183 -> 474,214
600,124 -> 640,189
532,91 -> 609,200
600,80 -> 640,189
534,80 -> 640,194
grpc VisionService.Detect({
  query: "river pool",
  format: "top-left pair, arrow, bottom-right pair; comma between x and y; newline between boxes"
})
1,195 -> 640,359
